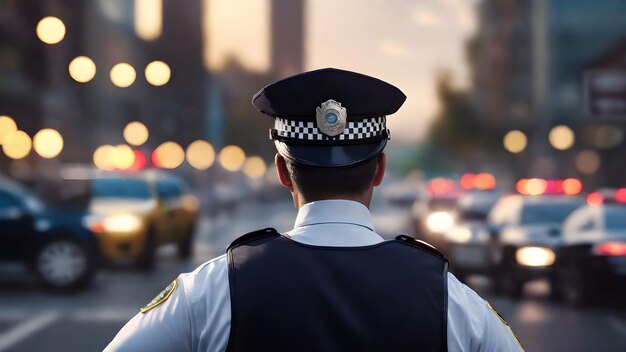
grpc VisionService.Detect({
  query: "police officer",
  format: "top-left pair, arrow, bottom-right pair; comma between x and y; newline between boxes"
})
105,68 -> 524,351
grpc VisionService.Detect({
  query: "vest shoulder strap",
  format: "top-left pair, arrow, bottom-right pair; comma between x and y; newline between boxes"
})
227,228 -> 279,251
395,234 -> 448,263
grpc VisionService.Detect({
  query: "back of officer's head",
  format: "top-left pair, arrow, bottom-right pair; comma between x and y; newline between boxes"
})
283,156 -> 379,202
252,68 -> 405,206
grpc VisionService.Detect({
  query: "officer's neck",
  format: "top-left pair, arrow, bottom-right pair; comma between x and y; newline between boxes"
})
293,189 -> 373,210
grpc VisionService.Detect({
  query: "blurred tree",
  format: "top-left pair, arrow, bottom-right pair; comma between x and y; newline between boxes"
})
426,70 -> 503,171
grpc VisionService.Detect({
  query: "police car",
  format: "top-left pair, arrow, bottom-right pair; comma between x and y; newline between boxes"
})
553,189 -> 626,305
411,177 -> 464,250
444,190 -> 501,280
489,179 -> 585,297
0,178 -> 99,290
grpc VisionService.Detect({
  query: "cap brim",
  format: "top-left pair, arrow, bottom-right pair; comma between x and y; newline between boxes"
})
275,140 -> 387,167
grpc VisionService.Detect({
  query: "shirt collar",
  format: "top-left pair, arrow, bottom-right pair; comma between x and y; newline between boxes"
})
293,199 -> 376,231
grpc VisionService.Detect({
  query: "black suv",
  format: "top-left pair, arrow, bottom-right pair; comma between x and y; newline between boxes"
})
0,179 -> 99,290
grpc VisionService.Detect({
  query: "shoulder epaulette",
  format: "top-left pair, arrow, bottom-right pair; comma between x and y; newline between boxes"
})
227,228 -> 279,251
395,234 -> 448,262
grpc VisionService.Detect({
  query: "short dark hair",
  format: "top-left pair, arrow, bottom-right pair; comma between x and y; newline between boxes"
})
285,157 -> 378,201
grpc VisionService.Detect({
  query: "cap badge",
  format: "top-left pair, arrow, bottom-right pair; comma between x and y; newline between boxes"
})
316,99 -> 347,137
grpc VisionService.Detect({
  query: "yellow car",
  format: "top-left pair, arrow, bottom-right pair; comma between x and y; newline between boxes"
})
83,172 -> 198,269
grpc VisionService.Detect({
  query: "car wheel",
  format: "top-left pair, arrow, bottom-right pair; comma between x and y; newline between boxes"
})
35,239 -> 95,290
136,229 -> 156,271
177,225 -> 194,260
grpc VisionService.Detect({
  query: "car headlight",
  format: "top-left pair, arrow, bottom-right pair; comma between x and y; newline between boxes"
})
447,227 -> 472,243
102,214 -> 143,233
425,211 -> 455,233
515,246 -> 555,267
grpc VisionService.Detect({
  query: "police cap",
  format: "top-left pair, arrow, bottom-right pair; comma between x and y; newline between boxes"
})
252,68 -> 406,167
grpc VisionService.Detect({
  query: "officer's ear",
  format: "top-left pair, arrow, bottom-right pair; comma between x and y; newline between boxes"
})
275,153 -> 294,191
372,153 -> 386,187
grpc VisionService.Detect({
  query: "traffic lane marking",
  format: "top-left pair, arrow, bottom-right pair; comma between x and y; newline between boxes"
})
0,311 -> 60,352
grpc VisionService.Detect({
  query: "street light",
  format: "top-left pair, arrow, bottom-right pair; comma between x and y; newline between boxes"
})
93,145 -> 116,170
503,130 -> 527,153
110,63 -> 136,88
186,140 -> 215,170
0,116 -> 18,145
68,56 -> 96,83
218,145 -> 245,172
548,125 -> 575,150
33,128 -> 64,158
242,156 -> 267,179
575,150 -> 600,175
112,144 -> 135,170
145,61 -> 171,86
36,17 -> 66,44
123,121 -> 149,146
153,141 -> 185,169
2,130 -> 32,159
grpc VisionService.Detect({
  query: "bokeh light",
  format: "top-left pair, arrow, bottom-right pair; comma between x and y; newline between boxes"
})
129,150 -> 147,171
93,145 -> 116,170
548,125 -> 575,150
186,140 -> 215,170
123,121 -> 149,146
575,150 -> 600,175
562,178 -> 582,195
112,144 -> 135,170
36,17 -> 66,44
587,192 -> 604,206
459,173 -> 475,190
592,126 -> 623,149
110,63 -> 136,88
145,61 -> 171,86
428,178 -> 453,195
154,141 -> 185,169
2,130 -> 32,159
68,56 -> 96,83
242,156 -> 267,179
503,130 -> 527,153
135,0 -> 163,41
0,116 -> 18,144
218,145 -> 245,172
474,173 -> 496,190
33,128 -> 64,158
525,178 -> 548,196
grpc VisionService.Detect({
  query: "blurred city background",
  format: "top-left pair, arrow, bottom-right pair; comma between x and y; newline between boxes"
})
1,0 -> 626,350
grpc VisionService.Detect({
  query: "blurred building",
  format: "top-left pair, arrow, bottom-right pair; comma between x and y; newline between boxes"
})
270,0 -> 305,78
472,0 -> 626,127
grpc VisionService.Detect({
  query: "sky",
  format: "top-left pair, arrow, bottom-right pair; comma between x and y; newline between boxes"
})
206,0 -> 479,144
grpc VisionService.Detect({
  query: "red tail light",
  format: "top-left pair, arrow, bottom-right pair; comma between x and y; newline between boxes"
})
587,192 -> 604,206
615,188 -> 626,203
593,242 -> 626,256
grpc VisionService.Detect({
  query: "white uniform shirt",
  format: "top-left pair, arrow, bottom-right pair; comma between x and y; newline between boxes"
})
105,200 -> 524,352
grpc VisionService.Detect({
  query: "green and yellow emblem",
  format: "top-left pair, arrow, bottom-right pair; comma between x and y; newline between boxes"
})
485,300 -> 525,351
140,279 -> 178,313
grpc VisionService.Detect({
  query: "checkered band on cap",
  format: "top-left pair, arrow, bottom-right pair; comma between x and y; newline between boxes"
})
273,116 -> 387,142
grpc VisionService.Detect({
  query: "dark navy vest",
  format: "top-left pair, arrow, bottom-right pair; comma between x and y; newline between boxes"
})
225,228 -> 449,352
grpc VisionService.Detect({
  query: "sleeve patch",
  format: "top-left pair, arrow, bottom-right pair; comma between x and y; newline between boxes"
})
140,279 -> 178,314
485,300 -> 509,326
485,300 -> 525,351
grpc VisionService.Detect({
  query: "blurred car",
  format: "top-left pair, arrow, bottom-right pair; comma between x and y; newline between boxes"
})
63,170 -> 199,270
488,193 -> 584,297
411,178 -> 464,250
0,179 -> 99,290
554,195 -> 626,305
444,190 -> 501,279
